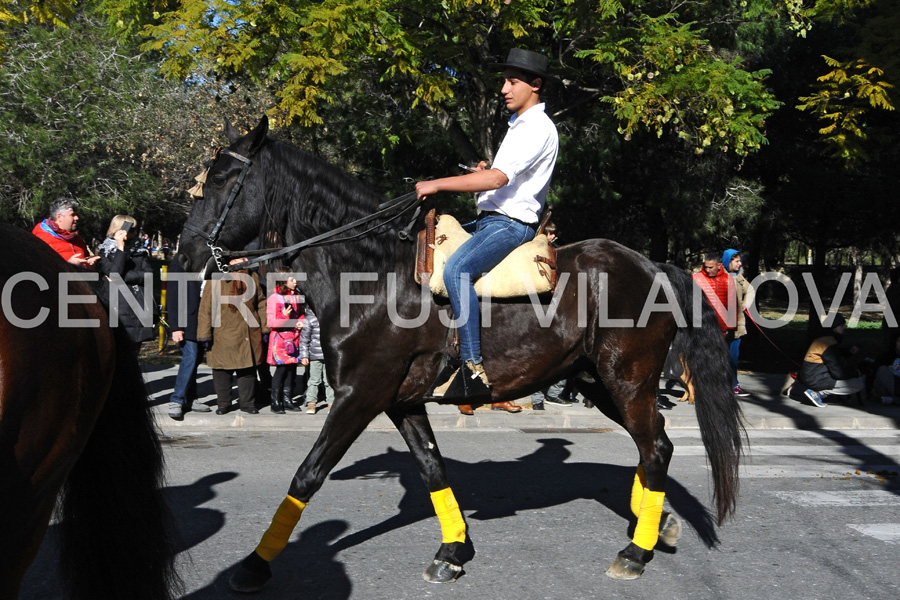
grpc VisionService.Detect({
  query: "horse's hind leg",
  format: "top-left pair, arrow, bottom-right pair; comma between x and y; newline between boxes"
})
0,494 -> 56,600
574,376 -> 682,570
604,380 -> 676,580
385,404 -> 475,583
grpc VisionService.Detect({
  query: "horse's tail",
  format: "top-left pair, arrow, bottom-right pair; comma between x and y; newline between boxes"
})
659,263 -> 745,525
58,327 -> 179,600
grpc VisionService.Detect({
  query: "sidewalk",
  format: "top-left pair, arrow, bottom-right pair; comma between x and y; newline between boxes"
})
142,365 -> 900,432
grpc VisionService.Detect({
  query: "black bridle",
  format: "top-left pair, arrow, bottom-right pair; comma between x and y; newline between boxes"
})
182,148 -> 253,272
183,147 -> 421,273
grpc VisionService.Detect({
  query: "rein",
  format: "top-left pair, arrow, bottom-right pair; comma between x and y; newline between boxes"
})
186,147 -> 421,273
220,191 -> 420,271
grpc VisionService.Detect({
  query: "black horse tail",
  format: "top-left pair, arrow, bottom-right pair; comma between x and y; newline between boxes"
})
659,263 -> 745,525
57,327 -> 179,600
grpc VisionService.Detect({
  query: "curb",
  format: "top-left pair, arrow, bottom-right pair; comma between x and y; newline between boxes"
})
146,366 -> 900,432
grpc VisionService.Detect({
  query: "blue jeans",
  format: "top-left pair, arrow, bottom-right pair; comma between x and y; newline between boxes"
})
444,213 -> 535,363
729,337 -> 741,387
171,339 -> 200,406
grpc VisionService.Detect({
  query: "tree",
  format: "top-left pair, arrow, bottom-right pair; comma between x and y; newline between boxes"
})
0,0 -> 76,54
107,1 -> 798,158
0,7 -> 273,241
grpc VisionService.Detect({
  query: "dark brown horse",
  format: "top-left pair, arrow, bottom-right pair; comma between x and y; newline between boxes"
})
177,116 -> 744,591
0,223 -> 177,599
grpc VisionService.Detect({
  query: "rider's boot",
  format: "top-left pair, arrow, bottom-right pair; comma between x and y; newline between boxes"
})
439,360 -> 492,401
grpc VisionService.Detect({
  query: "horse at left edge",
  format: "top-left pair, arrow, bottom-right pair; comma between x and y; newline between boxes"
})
176,115 -> 745,592
0,223 -> 177,600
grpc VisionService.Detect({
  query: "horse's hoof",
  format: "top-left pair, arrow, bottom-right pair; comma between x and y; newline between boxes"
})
229,553 -> 272,593
423,559 -> 463,583
229,568 -> 270,593
605,551 -> 645,580
658,511 -> 682,547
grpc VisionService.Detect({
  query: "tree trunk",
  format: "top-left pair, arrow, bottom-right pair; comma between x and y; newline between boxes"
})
850,246 -> 863,309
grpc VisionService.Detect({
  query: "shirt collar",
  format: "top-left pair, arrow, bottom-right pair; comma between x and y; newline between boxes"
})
509,102 -> 546,127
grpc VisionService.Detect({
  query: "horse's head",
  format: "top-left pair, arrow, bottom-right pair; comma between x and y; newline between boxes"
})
177,116 -> 270,273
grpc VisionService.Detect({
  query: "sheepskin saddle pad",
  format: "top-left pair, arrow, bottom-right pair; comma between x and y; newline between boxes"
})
415,212 -> 557,298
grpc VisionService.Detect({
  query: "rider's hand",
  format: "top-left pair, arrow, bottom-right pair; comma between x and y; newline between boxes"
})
415,180 -> 440,200
171,330 -> 184,344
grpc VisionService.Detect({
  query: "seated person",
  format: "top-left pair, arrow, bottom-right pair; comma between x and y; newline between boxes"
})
871,335 -> 900,405
415,48 -> 559,399
794,314 -> 864,408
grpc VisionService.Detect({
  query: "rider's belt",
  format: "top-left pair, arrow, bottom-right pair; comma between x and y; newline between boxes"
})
478,210 -> 538,230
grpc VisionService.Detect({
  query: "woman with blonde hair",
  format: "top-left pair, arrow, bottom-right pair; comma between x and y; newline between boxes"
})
96,214 -> 156,352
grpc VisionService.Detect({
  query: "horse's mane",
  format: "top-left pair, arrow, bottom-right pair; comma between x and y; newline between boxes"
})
257,139 -> 404,272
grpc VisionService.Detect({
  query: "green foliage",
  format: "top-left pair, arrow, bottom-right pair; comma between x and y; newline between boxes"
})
0,0 -> 75,27
0,10 -> 272,240
581,13 -> 781,156
796,56 -> 895,166
0,0 -> 76,54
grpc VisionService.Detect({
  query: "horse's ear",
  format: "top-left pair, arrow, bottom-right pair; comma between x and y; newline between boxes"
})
246,115 -> 269,155
224,117 -> 241,144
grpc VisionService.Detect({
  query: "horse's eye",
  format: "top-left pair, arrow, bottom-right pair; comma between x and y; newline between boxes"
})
211,174 -> 227,186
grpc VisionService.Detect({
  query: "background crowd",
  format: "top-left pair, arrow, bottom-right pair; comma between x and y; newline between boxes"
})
30,196 -> 900,417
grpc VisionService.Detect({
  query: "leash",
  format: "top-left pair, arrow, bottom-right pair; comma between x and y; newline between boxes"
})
217,191 -> 421,271
744,309 -> 803,370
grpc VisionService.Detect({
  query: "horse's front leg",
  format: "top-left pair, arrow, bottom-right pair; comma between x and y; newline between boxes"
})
386,404 -> 475,583
229,392 -> 385,593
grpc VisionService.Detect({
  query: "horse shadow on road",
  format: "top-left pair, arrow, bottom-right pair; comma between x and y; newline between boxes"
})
18,470 -> 237,600
178,437 -> 719,599
327,437 -> 719,547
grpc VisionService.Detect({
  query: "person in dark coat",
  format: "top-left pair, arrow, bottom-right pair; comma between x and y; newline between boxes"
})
167,256 -> 212,420
96,214 -> 156,353
794,314 -> 864,408
197,258 -> 268,414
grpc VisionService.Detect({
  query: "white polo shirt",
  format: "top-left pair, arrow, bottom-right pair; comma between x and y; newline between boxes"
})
477,103 -> 559,224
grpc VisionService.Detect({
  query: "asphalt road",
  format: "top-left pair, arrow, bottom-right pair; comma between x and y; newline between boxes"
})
21,427 -> 900,600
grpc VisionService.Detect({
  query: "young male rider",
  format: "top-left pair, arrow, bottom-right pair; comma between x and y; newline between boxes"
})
415,48 -> 559,399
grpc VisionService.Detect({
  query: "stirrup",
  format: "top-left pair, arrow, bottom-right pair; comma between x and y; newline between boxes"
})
437,361 -> 492,401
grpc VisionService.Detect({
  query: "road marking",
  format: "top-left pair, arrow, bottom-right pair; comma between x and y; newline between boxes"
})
738,465 -> 899,479
674,445 -> 900,457
847,524 -> 900,544
771,490 -> 900,507
662,429 -> 900,440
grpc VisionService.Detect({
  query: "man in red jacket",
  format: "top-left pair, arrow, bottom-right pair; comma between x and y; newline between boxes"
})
31,198 -> 100,269
692,253 -> 737,337
32,197 -> 99,269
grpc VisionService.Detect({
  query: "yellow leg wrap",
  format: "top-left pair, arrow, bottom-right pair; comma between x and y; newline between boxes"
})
255,495 -> 308,562
632,490 -> 665,551
629,465 -> 646,518
430,487 -> 466,544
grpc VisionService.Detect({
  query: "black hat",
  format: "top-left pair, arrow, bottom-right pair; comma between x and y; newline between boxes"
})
488,48 -> 553,80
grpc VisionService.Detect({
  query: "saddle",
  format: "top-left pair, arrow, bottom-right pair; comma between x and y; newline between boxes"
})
414,209 -> 557,298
